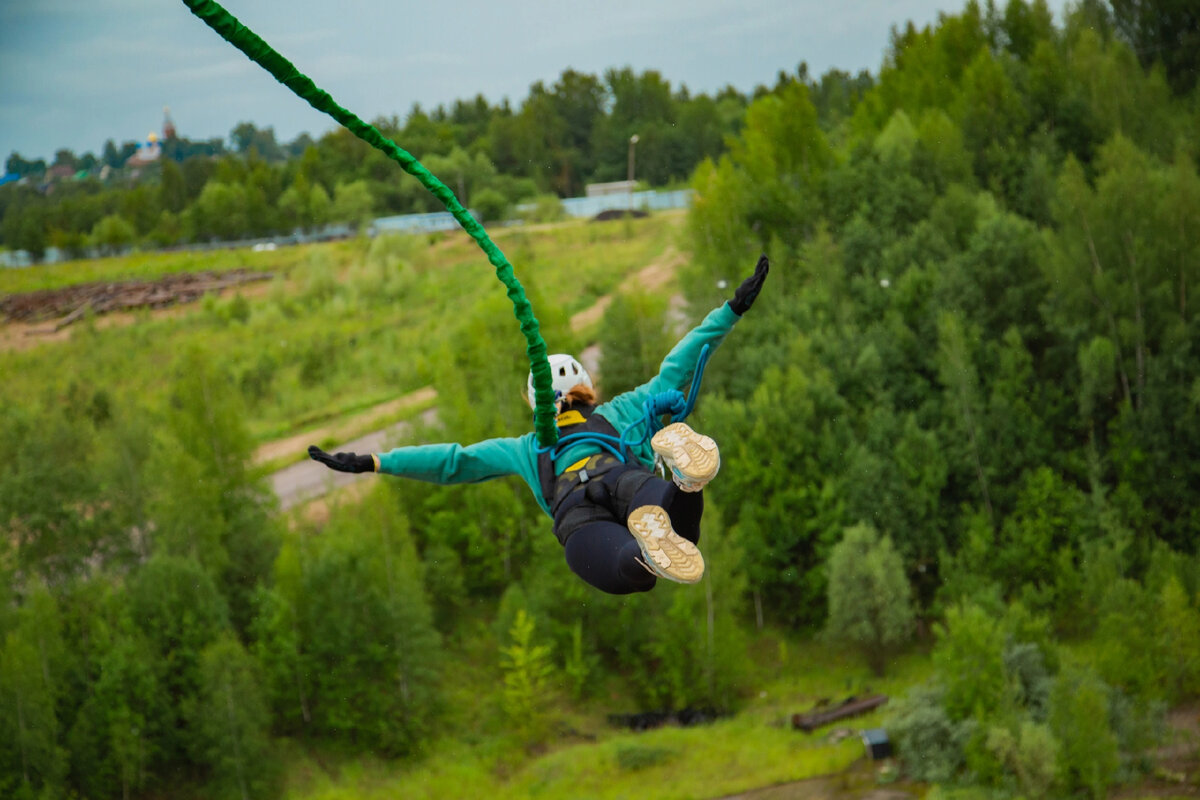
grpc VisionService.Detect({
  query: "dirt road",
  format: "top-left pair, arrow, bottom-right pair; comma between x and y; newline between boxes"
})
269,407 -> 438,510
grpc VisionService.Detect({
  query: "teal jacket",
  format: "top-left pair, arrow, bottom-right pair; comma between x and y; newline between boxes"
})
376,302 -> 742,517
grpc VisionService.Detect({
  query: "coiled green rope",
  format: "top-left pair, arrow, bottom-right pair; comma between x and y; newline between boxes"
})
181,0 -> 559,446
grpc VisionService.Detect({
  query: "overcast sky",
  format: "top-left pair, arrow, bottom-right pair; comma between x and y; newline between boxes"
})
1,0 -> 1071,164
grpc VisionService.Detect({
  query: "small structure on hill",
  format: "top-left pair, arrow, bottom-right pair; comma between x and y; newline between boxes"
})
861,728 -> 892,760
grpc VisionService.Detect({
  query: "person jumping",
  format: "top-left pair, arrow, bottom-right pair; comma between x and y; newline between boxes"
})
309,254 -> 769,594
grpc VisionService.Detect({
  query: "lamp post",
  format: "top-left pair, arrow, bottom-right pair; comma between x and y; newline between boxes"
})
627,133 -> 639,212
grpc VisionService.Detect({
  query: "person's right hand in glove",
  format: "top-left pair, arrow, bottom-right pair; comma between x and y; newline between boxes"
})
308,445 -> 377,473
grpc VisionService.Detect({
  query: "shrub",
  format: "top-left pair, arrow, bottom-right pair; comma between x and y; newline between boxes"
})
825,522 -> 915,675
888,683 -> 975,783
984,720 -> 1059,798
471,188 -> 510,222
615,743 -> 676,771
526,194 -> 566,223
1049,664 -> 1118,799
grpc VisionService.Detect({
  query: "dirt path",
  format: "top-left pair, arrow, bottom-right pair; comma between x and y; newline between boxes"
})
269,406 -> 440,511
253,386 -> 437,467
715,760 -> 917,800
569,245 -> 688,332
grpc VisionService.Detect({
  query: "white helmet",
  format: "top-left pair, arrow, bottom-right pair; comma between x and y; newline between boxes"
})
527,353 -> 592,408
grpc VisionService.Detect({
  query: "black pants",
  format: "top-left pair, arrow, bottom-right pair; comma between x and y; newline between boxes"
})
555,465 -> 704,595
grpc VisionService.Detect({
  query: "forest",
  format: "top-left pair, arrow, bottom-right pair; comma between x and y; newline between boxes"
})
2,0 -> 1200,798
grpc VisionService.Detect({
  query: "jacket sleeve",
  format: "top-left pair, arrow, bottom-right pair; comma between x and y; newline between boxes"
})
376,437 -> 527,484
600,302 -> 741,425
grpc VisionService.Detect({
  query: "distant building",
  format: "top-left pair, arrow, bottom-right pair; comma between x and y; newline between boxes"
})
47,164 -> 75,181
125,132 -> 162,167
585,180 -> 637,197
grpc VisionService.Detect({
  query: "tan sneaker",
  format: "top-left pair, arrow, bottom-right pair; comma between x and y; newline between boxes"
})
651,422 -> 720,492
627,505 -> 705,584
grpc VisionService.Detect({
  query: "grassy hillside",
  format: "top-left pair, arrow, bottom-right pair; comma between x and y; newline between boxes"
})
0,212 -> 684,447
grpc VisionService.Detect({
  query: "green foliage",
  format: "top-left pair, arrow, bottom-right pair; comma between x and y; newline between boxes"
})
149,346 -> 278,632
614,742 -> 676,771
499,610 -> 556,747
471,187 -> 510,222
257,488 -> 442,755
89,213 -> 136,254
597,288 -> 672,396
196,635 -> 276,800
933,603 -> 1009,722
824,523 -> 915,675
129,555 -> 231,768
0,583 -> 68,797
525,193 -> 566,223
888,683 -> 975,783
703,358 -> 849,628
1094,570 -> 1200,704
5,5 -> 1200,797
1049,664 -> 1119,799
984,719 -> 1059,799
0,400 -> 107,582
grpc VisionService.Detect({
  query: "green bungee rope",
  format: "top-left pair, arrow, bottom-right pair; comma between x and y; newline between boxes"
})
181,0 -> 559,446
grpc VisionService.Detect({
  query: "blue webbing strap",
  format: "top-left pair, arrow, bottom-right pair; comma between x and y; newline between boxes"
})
537,344 -> 713,463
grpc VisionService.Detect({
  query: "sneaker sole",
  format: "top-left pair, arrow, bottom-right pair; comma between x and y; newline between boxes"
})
627,505 -> 705,584
651,423 -> 720,484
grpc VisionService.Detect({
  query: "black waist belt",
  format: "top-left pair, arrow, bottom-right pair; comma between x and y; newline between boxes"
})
550,452 -> 622,517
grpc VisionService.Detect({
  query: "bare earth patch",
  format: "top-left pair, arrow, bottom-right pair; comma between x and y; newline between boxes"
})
0,277 -> 275,352
253,386 -> 437,467
569,245 -> 688,332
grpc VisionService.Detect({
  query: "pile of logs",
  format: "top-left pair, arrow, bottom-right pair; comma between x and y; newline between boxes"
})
0,269 -> 273,329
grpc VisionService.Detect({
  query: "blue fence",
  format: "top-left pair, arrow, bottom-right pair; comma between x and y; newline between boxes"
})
1,189 -> 694,268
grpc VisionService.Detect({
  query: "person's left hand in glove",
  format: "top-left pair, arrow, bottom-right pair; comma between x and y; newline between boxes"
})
728,253 -> 769,316
308,445 -> 377,473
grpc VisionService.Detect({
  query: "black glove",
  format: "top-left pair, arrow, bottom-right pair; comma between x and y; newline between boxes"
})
728,253 -> 770,316
308,445 -> 375,473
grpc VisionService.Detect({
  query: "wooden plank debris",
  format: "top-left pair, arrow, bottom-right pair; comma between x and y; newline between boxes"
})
790,694 -> 889,732
0,269 -> 274,328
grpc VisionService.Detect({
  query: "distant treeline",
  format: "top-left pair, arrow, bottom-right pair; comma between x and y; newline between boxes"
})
0,64 -> 873,261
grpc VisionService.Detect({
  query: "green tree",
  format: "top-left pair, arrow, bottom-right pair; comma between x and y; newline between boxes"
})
278,175 -> 330,233
1156,575 -> 1200,702
703,359 -> 849,627
259,489 -> 442,754
128,556 -> 231,768
825,523 -> 915,675
932,602 -> 1008,721
597,289 -> 673,397
471,187 -> 509,222
1110,0 -> 1200,95
936,310 -> 994,522
0,584 -> 67,798
0,404 -> 105,582
159,158 -> 188,213
190,180 -> 249,241
500,609 -> 555,747
1049,664 -> 1119,799
66,612 -> 163,800
196,636 -> 274,800
984,718 -> 1060,799
90,213 -> 136,254
148,347 -> 277,632
329,178 -> 375,229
